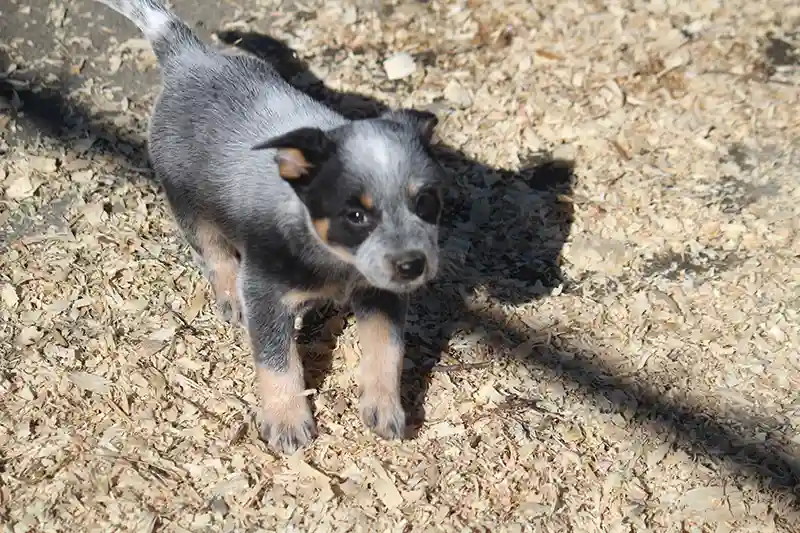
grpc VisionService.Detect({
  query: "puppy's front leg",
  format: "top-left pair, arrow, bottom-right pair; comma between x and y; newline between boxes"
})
351,289 -> 408,440
239,263 -> 315,454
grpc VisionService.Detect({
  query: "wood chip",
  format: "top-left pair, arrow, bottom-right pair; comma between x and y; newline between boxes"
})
2,0 -> 798,530
4,174 -> 37,199
1,283 -> 19,308
68,372 -> 112,395
15,326 -> 42,346
383,52 -> 417,80
443,80 -> 472,108
367,459 -> 404,510
27,156 -> 58,173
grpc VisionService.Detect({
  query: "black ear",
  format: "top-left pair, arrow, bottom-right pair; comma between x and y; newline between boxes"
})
252,127 -> 335,183
381,109 -> 439,144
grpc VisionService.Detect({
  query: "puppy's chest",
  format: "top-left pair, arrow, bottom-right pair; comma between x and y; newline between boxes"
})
280,276 -> 365,313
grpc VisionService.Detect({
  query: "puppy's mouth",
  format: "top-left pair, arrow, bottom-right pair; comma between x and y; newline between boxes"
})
388,278 -> 430,294
363,264 -> 438,294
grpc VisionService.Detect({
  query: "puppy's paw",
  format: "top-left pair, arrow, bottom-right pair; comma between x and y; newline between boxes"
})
259,400 -> 316,454
215,297 -> 242,325
359,394 -> 406,441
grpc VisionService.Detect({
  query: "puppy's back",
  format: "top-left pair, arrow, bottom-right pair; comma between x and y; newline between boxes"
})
92,0 -> 349,240
148,51 -> 349,238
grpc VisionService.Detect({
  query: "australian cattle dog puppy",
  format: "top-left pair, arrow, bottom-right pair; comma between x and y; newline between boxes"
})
90,0 -> 445,453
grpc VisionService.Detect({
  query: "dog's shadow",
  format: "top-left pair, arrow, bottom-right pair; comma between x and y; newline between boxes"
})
216,31 -> 576,436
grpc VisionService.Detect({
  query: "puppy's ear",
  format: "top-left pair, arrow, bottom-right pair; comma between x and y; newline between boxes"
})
381,109 -> 439,144
252,127 -> 335,184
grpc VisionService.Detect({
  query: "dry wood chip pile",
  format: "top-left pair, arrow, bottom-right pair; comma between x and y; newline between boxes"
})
1,0 -> 799,531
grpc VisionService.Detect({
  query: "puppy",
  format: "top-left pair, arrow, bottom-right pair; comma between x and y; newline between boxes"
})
90,0 -> 445,453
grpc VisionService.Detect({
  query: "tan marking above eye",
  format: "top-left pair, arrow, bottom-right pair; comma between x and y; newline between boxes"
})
277,148 -> 312,180
312,218 -> 330,242
359,193 -> 374,210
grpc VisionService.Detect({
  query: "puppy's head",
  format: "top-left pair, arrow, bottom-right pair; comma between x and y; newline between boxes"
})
253,109 -> 445,293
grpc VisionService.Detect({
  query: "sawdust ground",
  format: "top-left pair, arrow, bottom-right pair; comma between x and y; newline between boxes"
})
1,0 -> 800,532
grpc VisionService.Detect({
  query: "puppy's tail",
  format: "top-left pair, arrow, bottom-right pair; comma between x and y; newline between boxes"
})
94,0 -> 205,66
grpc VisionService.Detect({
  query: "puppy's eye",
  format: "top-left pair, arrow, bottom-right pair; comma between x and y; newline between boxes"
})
345,208 -> 370,226
414,190 -> 441,223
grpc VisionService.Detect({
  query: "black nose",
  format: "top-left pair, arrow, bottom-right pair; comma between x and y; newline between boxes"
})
391,251 -> 427,281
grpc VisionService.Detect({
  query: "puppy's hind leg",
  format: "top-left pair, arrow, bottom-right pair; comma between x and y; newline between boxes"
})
193,221 -> 242,324
167,200 -> 242,323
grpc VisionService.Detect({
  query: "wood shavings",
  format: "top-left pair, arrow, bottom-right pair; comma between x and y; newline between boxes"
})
27,155 -> 58,173
382,52 -> 416,80
365,458 -> 404,510
1,0 -> 799,530
443,80 -> 473,108
4,173 -> 37,199
286,453 -> 336,502
1,283 -> 19,308
15,326 -> 43,346
68,372 -> 112,395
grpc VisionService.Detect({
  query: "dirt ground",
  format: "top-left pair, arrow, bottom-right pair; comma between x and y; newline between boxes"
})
1,0 -> 799,531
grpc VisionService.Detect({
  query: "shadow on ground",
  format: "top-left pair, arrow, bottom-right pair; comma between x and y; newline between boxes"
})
2,29 -> 798,509
0,51 -> 152,179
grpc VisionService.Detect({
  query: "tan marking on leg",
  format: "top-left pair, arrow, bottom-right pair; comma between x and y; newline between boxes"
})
196,220 -> 241,321
256,341 -> 315,453
357,313 -> 401,387
256,344 -> 306,407
214,259 -> 239,305
356,313 -> 405,439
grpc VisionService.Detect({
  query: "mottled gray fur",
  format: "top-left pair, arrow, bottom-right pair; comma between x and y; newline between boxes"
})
90,0 -> 445,453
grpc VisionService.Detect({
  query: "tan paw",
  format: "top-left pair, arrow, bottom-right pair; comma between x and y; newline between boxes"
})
359,393 -> 406,440
259,399 -> 316,454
